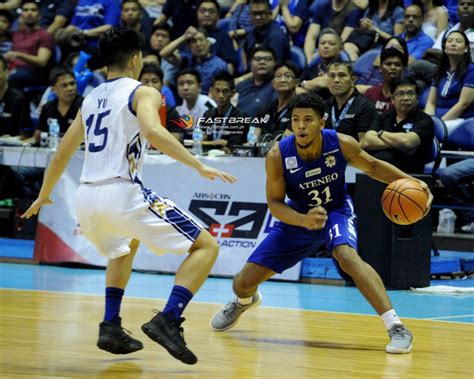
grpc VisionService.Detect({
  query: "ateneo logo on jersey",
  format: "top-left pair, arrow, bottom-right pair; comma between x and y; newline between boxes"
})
325,155 -> 336,168
170,114 -> 194,129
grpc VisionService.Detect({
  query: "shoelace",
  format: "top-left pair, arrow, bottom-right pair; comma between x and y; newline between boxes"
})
390,326 -> 409,339
150,310 -> 188,348
222,301 -> 238,316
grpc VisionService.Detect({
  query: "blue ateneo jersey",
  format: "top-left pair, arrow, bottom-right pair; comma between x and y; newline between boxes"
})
279,129 -> 349,214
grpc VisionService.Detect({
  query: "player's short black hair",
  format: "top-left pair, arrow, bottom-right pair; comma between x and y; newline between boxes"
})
49,66 -> 75,85
289,92 -> 326,119
98,27 -> 144,70
139,62 -> 164,82
390,76 -> 420,96
211,71 -> 235,91
176,68 -> 201,84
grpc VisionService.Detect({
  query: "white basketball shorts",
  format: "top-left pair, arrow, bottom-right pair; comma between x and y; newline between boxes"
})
75,178 -> 203,259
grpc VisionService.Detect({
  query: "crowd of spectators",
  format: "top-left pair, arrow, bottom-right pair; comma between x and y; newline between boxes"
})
0,0 -> 472,229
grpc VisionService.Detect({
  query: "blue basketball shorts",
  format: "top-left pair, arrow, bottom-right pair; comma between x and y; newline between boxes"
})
247,199 -> 358,274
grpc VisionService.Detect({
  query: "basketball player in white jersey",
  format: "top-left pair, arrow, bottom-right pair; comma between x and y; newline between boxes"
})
22,27 -> 236,365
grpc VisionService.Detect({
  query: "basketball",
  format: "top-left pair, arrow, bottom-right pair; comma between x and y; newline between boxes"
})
382,179 -> 428,225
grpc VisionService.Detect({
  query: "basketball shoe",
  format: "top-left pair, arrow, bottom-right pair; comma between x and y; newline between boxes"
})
141,311 -> 197,365
210,291 -> 262,331
97,321 -> 143,354
386,324 -> 413,353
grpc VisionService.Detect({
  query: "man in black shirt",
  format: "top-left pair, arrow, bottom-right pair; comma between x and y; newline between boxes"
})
361,77 -> 434,174
324,61 -> 378,142
201,71 -> 247,152
34,66 -> 83,143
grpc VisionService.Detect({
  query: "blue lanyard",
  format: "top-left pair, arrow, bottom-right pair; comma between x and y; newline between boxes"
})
331,97 -> 355,130
212,105 -> 233,140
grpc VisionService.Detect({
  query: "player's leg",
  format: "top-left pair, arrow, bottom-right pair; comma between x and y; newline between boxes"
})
327,203 -> 412,353
97,239 -> 143,354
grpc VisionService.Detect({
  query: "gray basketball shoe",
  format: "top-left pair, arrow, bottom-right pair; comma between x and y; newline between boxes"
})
211,291 -> 262,331
386,324 -> 413,353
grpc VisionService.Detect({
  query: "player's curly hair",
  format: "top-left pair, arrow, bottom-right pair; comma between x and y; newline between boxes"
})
99,27 -> 144,70
289,92 -> 325,119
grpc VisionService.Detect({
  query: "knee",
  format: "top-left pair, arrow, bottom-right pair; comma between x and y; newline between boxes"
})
192,229 -> 219,259
332,245 -> 362,276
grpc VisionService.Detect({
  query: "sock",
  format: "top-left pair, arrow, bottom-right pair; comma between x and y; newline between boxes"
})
236,296 -> 252,305
381,309 -> 402,331
163,285 -> 194,321
104,287 -> 124,325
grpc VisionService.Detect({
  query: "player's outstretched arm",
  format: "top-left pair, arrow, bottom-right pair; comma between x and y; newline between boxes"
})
22,111 -> 85,219
135,86 -> 236,183
339,133 -> 433,213
266,144 -> 327,229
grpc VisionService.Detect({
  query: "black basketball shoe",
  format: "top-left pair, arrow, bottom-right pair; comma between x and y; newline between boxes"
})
141,311 -> 198,365
97,321 -> 144,354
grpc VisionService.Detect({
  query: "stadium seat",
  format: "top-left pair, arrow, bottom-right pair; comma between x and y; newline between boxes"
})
419,87 -> 430,108
431,115 -> 448,146
446,118 -> 474,150
290,46 -> 306,71
424,137 -> 441,176
217,18 -> 232,32
353,48 -> 381,77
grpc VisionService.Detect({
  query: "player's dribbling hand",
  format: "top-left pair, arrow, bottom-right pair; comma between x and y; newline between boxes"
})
303,206 -> 328,230
198,165 -> 237,183
416,180 -> 433,217
21,197 -> 54,219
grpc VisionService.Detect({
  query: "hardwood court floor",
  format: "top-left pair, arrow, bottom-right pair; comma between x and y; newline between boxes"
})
0,289 -> 472,378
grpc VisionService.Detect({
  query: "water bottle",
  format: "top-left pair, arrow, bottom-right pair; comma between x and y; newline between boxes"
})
247,126 -> 257,145
437,208 -> 457,234
48,118 -> 60,150
192,126 -> 203,157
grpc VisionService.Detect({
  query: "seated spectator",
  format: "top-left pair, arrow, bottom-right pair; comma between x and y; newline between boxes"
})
138,62 -> 177,115
39,0 -> 74,35
34,66 -> 83,143
196,0 -> 238,74
258,60 -> 299,141
227,0 -> 253,42
399,4 -> 434,60
175,68 -> 216,141
4,1 -> 54,90
139,0 -> 166,21
365,46 -> 406,114
424,30 -> 474,130
424,1 -> 474,65
154,0 -> 198,39
344,0 -> 404,61
438,159 -> 474,233
160,26 -> 228,94
299,28 -> 344,100
0,1 -> 19,12
200,71 -> 248,151
0,9 -> 12,56
304,0 -> 365,64
0,56 -> 31,138
325,61 -> 378,141
412,0 -> 448,40
120,0 -> 152,43
236,46 -> 277,118
147,24 -> 177,87
270,0 -> 311,48
361,76 -> 434,174
243,0 -> 290,64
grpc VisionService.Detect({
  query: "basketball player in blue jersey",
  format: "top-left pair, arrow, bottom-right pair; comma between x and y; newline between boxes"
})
22,28 -> 236,365
211,92 -> 433,354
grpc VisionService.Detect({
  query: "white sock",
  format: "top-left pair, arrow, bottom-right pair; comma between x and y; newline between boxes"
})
381,309 -> 402,331
236,296 -> 252,305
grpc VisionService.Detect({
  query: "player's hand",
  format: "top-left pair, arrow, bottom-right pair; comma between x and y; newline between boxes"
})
21,197 -> 53,219
197,164 -> 237,183
417,180 -> 433,217
303,206 -> 328,230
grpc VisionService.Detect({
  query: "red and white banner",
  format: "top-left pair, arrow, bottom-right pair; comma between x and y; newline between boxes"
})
34,153 -> 302,281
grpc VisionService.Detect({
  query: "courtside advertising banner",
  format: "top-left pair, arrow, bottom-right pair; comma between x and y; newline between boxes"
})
35,152 -> 301,281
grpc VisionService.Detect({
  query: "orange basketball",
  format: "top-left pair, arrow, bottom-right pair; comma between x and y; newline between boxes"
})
381,179 -> 428,225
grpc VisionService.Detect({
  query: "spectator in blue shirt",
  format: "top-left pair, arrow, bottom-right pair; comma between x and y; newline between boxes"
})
425,30 -> 474,128
160,26 -> 228,94
399,4 -> 434,59
227,0 -> 253,42
243,0 -> 290,65
304,0 -> 365,64
39,0 -> 75,35
120,0 -> 153,44
270,0 -> 311,48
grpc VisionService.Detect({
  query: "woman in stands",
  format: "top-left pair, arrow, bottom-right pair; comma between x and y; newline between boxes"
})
424,30 -> 474,130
